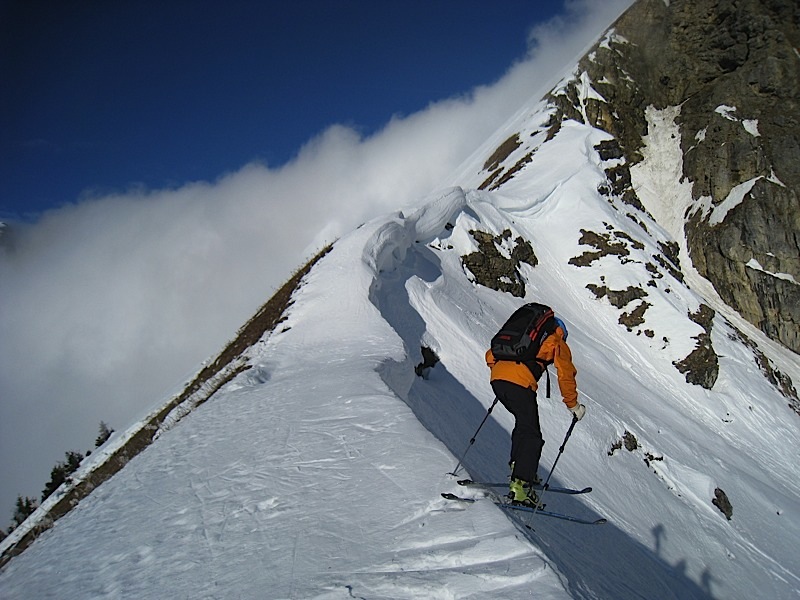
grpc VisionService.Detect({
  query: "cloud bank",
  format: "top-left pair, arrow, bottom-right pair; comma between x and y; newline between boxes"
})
0,0 -> 632,518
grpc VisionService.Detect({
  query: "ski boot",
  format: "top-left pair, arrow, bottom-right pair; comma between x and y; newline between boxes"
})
509,478 -> 544,509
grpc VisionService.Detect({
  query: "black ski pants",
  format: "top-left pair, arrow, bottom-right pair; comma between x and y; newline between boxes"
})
491,379 -> 543,484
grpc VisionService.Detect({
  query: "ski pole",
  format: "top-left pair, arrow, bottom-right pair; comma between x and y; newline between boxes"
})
532,415 -> 578,517
448,397 -> 499,476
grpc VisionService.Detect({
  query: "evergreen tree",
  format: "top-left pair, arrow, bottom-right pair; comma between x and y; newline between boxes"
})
7,418 -> 113,531
41,450 -> 84,501
95,421 -> 114,447
13,495 -> 38,526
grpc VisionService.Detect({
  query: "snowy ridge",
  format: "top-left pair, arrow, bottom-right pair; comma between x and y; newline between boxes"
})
0,191 -> 575,598
2,62 -> 800,600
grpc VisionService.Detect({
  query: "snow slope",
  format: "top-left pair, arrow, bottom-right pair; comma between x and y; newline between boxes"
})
0,189 -> 575,598
3,70 -> 800,600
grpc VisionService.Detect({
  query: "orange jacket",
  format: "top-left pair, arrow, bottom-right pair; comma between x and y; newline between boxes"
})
485,326 -> 578,408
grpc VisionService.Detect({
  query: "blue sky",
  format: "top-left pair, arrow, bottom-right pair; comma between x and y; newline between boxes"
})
1,0 -> 568,220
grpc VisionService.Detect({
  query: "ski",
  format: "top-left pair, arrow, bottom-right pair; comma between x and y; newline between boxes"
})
441,493 -> 607,525
457,479 -> 591,495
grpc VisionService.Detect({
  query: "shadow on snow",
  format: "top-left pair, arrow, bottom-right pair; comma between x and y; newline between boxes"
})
373,245 -> 718,600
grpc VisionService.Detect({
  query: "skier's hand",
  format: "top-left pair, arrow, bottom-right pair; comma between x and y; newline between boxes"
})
569,403 -> 586,421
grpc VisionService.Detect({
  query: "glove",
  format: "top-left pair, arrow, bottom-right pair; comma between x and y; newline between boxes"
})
569,403 -> 586,421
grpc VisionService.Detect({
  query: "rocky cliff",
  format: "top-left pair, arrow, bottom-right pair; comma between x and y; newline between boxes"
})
549,0 -> 800,354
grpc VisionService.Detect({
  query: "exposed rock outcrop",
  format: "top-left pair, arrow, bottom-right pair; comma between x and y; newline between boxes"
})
550,0 -> 800,354
461,229 -> 537,297
713,487 -> 734,521
674,304 -> 719,389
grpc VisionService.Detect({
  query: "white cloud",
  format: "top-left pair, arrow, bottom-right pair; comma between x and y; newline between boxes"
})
0,0 -> 633,518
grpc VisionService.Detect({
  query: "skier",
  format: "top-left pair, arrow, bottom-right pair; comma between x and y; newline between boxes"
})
485,310 -> 585,508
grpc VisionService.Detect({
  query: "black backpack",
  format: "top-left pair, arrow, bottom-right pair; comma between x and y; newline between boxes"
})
490,302 -> 558,385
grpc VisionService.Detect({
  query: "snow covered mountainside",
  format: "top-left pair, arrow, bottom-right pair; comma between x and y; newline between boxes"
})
3,15 -> 800,600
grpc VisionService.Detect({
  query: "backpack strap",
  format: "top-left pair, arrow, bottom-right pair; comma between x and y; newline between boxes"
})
522,358 -> 553,397
544,365 -> 551,398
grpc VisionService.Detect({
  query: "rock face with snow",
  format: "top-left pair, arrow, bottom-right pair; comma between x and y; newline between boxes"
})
552,0 -> 800,354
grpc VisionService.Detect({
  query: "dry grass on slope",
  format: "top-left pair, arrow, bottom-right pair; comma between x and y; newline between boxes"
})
1,244 -> 333,567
